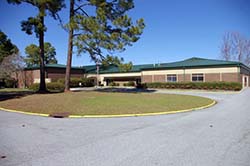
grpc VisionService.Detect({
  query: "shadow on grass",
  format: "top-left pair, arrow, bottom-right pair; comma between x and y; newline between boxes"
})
93,87 -> 156,93
0,91 -> 35,101
0,90 -> 63,102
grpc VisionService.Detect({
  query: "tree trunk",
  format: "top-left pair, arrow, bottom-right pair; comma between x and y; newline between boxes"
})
38,12 -> 47,93
64,0 -> 74,92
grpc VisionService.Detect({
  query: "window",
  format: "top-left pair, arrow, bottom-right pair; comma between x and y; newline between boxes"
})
192,73 -> 204,82
166,74 -> 177,82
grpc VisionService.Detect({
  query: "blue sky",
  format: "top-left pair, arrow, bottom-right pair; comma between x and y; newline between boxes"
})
0,0 -> 249,66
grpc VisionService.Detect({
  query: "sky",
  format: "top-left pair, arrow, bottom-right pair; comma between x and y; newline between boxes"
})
0,0 -> 250,66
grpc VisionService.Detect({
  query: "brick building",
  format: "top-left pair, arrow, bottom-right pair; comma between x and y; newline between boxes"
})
17,64 -> 84,88
18,57 -> 250,88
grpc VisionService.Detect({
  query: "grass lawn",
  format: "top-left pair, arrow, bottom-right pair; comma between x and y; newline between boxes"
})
0,91 -> 214,116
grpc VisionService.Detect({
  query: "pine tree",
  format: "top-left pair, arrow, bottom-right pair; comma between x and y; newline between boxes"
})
64,0 -> 145,91
7,0 -> 65,92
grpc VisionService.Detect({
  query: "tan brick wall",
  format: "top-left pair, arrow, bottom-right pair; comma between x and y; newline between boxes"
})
27,70 -> 36,86
142,75 -> 152,83
205,73 -> 220,82
177,74 -> 191,82
18,68 -> 84,87
153,75 -> 165,82
222,73 -> 239,82
32,70 -> 40,79
47,68 -> 84,81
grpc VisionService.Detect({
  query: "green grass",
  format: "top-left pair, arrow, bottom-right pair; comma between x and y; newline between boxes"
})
0,91 -> 214,116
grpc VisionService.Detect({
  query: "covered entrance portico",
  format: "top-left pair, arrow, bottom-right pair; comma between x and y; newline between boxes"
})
104,76 -> 141,86
96,72 -> 142,86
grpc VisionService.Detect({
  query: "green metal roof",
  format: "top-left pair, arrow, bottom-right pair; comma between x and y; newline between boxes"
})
142,57 -> 244,70
83,63 -> 155,74
25,64 -> 84,70
24,57 -> 250,73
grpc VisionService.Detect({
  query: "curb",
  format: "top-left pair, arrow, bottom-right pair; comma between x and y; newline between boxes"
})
0,100 -> 216,118
0,107 -> 49,117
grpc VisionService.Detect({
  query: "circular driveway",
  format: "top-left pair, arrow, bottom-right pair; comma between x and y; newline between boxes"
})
1,89 -> 250,166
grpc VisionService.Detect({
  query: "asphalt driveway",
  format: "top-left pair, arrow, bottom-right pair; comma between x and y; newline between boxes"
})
1,89 -> 250,166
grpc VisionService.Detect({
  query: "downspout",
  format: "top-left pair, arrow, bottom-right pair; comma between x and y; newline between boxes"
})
237,64 -> 242,88
183,66 -> 186,82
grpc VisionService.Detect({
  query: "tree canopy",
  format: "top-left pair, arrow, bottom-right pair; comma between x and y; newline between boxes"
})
0,30 -> 19,63
25,42 -> 57,67
220,32 -> 250,66
102,55 -> 132,72
0,53 -> 24,80
70,0 -> 145,63
64,0 -> 145,91
7,0 -> 65,92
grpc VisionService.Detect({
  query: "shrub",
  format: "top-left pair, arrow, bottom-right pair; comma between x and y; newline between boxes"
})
145,82 -> 242,91
4,78 -> 17,88
55,77 -> 94,87
81,78 -> 94,87
47,82 -> 64,91
109,82 -> 119,86
29,82 -> 64,92
28,83 -> 39,91
123,81 -> 135,87
69,77 -> 82,87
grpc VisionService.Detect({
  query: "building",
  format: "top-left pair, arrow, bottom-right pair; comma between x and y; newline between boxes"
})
18,57 -> 250,88
17,64 -> 84,88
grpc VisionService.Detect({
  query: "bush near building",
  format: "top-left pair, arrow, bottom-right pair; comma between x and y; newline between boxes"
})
144,82 -> 242,91
29,82 -> 64,92
109,82 -> 120,86
29,77 -> 94,91
0,78 -> 18,88
57,77 -> 94,87
28,82 -> 63,91
123,81 -> 135,87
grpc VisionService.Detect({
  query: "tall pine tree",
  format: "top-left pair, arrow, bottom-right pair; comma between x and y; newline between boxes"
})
8,0 -> 65,92
64,0 -> 145,91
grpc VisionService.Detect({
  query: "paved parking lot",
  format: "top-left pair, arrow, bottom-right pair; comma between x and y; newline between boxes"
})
1,89 -> 250,166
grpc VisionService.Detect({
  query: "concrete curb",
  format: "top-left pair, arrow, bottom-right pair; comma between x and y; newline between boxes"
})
0,100 -> 216,118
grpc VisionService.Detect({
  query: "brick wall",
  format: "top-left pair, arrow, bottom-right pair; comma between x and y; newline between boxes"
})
221,73 -> 239,82
47,68 -> 84,81
153,75 -> 165,82
142,75 -> 152,83
177,74 -> 191,82
205,73 -> 220,82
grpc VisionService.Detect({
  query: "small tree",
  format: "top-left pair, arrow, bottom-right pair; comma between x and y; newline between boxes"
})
0,53 -> 25,88
220,32 -> 250,66
0,30 -> 19,63
25,42 -> 57,67
7,0 -> 65,92
64,0 -> 145,91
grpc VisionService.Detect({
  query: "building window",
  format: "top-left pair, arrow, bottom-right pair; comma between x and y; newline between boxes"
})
166,74 -> 177,82
192,73 -> 204,82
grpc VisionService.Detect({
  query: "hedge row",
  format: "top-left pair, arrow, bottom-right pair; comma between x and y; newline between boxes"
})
57,77 -> 94,87
29,77 -> 94,91
123,81 -> 135,87
109,82 -> 120,86
0,78 -> 18,88
143,82 -> 242,91
29,82 -> 65,92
